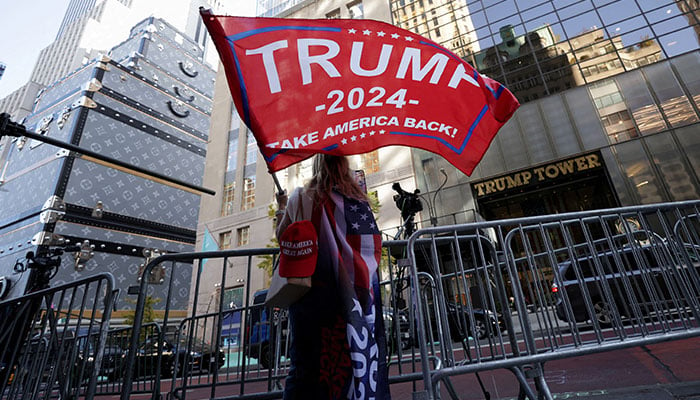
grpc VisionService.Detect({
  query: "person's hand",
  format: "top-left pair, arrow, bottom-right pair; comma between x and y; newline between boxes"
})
276,189 -> 288,210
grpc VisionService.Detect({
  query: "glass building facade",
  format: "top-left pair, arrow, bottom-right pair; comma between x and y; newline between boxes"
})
389,0 -> 700,221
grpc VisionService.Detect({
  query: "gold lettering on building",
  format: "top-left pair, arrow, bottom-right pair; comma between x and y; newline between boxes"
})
473,153 -> 602,197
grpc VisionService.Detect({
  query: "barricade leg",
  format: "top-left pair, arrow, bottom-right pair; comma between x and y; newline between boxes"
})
511,364 -> 553,400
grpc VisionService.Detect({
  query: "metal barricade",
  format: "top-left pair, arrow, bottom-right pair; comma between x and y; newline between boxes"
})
120,248 -> 289,400
118,244 -> 433,400
91,323 -> 162,396
0,273 -> 118,400
115,200 -> 700,400
407,200 -> 700,400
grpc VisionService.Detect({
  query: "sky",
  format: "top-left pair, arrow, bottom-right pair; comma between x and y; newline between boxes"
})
0,0 -> 71,98
0,0 -> 256,98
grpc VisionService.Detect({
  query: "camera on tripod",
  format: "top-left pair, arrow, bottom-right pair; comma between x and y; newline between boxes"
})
392,182 -> 423,239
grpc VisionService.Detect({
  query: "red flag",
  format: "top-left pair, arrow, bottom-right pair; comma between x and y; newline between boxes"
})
201,10 -> 519,176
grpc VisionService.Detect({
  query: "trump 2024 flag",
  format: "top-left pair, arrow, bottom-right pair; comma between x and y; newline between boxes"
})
201,9 -> 519,176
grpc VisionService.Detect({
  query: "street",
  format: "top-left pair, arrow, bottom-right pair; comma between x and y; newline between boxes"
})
102,335 -> 700,399
388,336 -> 700,399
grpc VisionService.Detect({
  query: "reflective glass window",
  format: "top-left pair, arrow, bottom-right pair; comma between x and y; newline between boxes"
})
520,2 -> 555,24
644,132 -> 700,200
645,4 -> 686,24
564,86 -> 609,149
670,51 -> 700,108
592,0 -> 617,6
604,15 -> 647,40
674,125 -> 700,180
516,103 -> 554,163
600,147 -> 634,205
612,140 -> 665,203
597,0 -> 641,25
562,11 -> 603,40
476,140 -> 506,179
495,118 -> 530,171
540,95 -> 582,156
484,0 -> 518,26
556,0 -> 595,21
658,27 -> 700,57
652,15 -> 692,37
615,70 -> 667,134
643,61 -> 699,127
635,0 -> 674,13
588,78 -> 639,142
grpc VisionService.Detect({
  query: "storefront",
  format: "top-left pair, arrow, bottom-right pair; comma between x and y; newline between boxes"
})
471,151 -> 619,220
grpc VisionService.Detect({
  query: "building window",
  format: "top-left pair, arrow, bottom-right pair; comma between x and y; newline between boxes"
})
242,177 -> 255,210
360,150 -> 380,174
221,114 -> 239,216
326,8 -> 340,18
220,231 -> 232,250
347,0 -> 363,19
221,182 -> 236,216
237,226 -> 250,246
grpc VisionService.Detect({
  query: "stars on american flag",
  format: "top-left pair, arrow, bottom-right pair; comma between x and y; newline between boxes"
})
345,200 -> 378,234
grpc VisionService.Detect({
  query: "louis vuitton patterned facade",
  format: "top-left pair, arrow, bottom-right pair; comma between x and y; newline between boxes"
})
0,17 -> 214,308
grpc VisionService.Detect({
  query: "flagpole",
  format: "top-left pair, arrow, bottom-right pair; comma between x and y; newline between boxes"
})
271,172 -> 284,194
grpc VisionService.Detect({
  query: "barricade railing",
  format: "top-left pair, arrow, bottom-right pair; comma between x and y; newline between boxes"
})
118,243 -> 434,400
91,323 -> 162,396
120,248 -> 288,400
0,273 -> 118,400
114,201 -> 700,400
407,200 -> 700,400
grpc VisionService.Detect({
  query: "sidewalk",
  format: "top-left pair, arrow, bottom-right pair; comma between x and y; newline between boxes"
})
537,381 -> 700,400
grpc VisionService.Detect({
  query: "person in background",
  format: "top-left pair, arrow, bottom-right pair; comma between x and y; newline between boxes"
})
276,154 -> 391,400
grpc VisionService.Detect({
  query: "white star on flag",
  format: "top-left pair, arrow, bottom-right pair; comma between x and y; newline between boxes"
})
405,36 -> 414,41
350,205 -> 359,212
363,29 -> 371,35
379,129 -> 386,134
360,133 -> 366,138
391,33 -> 400,39
351,135 -> 357,141
369,222 -> 376,229
360,213 -> 369,220
348,28 -> 357,34
341,138 -> 348,144
352,222 -> 360,230
377,31 -> 386,37
369,130 -> 375,135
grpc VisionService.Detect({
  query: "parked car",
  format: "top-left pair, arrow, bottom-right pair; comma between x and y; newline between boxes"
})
383,306 -> 412,353
244,289 -> 288,369
552,244 -> 700,326
444,302 -> 504,340
130,334 -> 225,378
73,336 -> 124,383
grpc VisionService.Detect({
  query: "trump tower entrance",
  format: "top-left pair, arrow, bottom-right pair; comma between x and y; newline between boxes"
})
472,151 -> 618,220
470,152 -> 620,308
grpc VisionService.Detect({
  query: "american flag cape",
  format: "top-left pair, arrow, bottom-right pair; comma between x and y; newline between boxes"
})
316,190 -> 390,399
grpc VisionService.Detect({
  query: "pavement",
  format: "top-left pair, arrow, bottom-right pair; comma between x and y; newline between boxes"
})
535,380 -> 700,399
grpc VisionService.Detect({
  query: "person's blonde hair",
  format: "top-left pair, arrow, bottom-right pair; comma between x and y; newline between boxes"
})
306,154 -> 367,202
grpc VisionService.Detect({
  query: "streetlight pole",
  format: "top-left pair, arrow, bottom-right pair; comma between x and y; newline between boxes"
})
423,168 -> 448,227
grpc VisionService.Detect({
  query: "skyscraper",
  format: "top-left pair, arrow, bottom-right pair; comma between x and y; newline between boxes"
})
55,0 -> 98,39
0,0 -> 230,120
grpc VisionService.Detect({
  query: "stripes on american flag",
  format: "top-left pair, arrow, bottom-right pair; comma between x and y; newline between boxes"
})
321,191 -> 390,399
